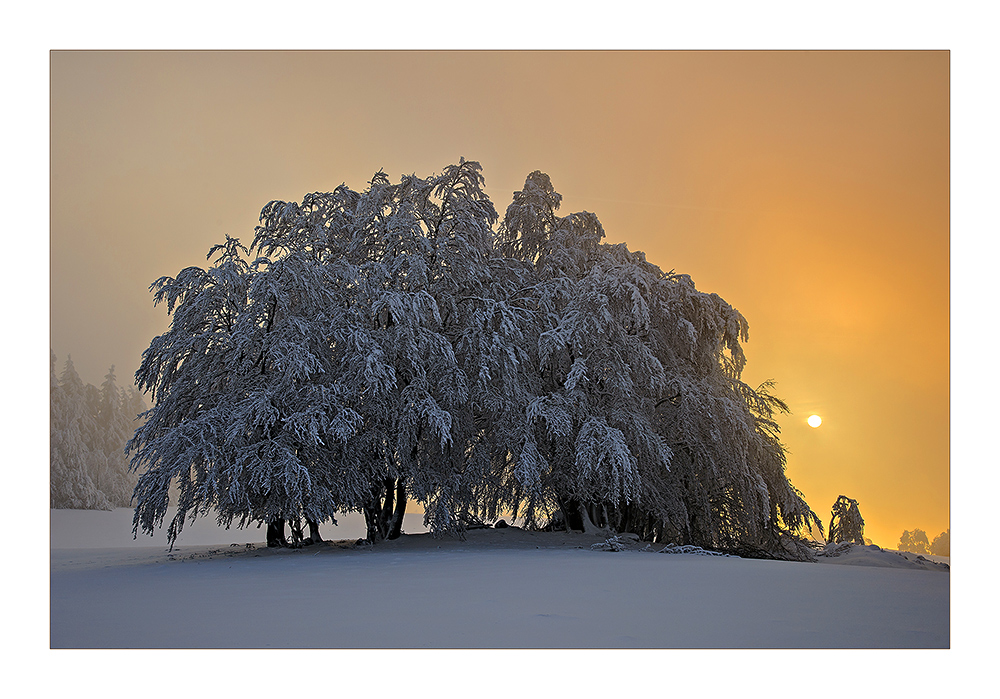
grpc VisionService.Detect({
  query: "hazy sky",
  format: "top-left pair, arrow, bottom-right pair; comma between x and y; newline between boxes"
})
50,50 -> 949,547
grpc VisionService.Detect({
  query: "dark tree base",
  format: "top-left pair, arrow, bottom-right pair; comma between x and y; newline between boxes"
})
267,518 -> 323,548
266,519 -> 288,548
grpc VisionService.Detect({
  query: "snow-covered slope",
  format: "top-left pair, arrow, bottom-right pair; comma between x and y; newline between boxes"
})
50,509 -> 948,649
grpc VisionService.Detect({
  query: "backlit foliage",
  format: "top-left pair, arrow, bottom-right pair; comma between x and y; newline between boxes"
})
129,161 -> 819,554
828,495 -> 865,545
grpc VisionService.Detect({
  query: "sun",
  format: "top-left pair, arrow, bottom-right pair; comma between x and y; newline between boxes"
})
807,414 -> 823,428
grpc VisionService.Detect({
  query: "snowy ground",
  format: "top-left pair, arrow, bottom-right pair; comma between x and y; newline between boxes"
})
50,508 -> 948,650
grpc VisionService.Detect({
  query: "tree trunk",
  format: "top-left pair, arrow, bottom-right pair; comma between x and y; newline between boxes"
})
288,517 -> 305,547
266,519 -> 288,547
363,502 -> 385,543
363,476 -> 394,543
379,477 -> 395,531
307,518 -> 323,544
590,503 -> 609,530
558,497 -> 582,532
577,502 -> 601,534
559,497 -> 605,533
388,478 -> 406,540
611,503 -> 626,534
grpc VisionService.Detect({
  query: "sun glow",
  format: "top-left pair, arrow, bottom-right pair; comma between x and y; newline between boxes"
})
808,415 -> 823,428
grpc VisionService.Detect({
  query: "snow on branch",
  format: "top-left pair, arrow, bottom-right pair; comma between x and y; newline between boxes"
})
125,162 -> 818,556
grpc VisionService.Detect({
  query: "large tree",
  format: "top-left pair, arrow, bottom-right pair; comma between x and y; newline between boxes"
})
128,234 -> 357,546
129,161 -> 505,546
496,171 -> 820,554
128,161 -> 819,556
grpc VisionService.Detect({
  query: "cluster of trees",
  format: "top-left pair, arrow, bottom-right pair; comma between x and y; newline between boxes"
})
51,353 -> 147,509
899,528 -> 949,556
128,160 -> 822,554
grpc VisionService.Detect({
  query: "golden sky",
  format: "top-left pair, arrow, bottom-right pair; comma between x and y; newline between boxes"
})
50,50 -> 949,547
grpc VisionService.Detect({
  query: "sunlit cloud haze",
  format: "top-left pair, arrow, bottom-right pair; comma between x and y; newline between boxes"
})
50,50 -> 948,548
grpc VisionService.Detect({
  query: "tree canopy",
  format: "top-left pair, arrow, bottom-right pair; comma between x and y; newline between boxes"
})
128,160 -> 820,555
899,528 -> 930,555
929,529 -> 949,556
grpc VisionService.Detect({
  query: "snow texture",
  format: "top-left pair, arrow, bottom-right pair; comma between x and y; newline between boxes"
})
50,508 -> 948,649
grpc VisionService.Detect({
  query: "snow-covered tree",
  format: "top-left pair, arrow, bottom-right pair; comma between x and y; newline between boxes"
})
344,162 -> 500,538
51,353 -> 113,510
249,160 -> 508,541
128,161 -> 820,556
828,495 -> 865,545
496,171 -> 820,554
128,234 -> 357,546
929,528 -> 949,556
898,528 -> 930,554
92,366 -> 139,506
129,161 -> 510,547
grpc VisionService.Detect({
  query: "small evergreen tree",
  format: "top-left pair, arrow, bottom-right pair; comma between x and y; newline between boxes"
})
51,353 -> 111,510
51,354 -> 146,510
95,366 -> 138,506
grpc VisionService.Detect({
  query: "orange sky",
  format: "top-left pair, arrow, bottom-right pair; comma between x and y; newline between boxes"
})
49,51 -> 949,547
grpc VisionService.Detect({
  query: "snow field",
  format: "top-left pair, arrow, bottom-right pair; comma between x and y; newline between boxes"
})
50,508 -> 948,649
37,508 -> 978,698
50,546 -> 948,649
